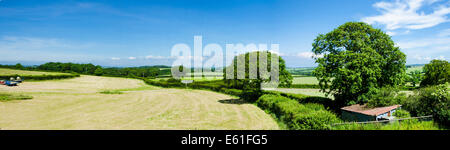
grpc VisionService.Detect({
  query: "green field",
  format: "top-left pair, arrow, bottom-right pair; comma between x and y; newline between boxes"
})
266,88 -> 331,98
292,76 -> 319,85
406,66 -> 423,73
0,69 -> 278,130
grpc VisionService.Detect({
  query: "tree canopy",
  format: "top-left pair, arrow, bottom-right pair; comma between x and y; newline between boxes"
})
421,59 -> 450,87
312,22 -> 406,106
224,51 -> 292,101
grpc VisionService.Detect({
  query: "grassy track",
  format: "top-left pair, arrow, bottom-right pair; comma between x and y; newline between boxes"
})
0,75 -> 278,129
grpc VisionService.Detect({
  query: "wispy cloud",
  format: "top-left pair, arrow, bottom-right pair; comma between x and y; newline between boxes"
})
145,55 -> 168,59
128,56 -> 136,60
0,36 -> 112,62
111,57 -> 120,60
398,29 -> 450,62
296,52 -> 323,59
362,0 -> 450,31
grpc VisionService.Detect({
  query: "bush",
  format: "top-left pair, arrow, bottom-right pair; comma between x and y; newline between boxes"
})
366,86 -> 406,108
99,90 -> 123,94
402,84 -> 449,127
264,91 -> 336,112
257,94 -> 339,130
393,109 -> 411,118
281,84 -> 320,89
0,93 -> 33,101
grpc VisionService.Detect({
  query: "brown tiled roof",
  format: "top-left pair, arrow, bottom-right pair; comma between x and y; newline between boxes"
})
341,104 -> 401,116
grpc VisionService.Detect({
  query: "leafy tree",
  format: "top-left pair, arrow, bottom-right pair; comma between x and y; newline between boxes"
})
366,86 -> 406,108
421,59 -> 450,87
393,109 -> 411,118
312,22 -> 406,106
402,84 -> 449,127
94,67 -> 103,76
224,51 -> 292,101
407,70 -> 422,87
14,63 -> 24,70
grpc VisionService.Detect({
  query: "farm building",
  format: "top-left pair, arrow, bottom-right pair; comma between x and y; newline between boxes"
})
341,104 -> 401,122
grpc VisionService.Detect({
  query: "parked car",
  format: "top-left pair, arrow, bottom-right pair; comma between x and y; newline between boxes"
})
5,80 -> 18,86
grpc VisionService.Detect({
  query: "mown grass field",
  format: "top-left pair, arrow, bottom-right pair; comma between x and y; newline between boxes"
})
0,69 -> 278,130
292,76 -> 319,85
406,66 -> 423,73
0,68 -> 68,76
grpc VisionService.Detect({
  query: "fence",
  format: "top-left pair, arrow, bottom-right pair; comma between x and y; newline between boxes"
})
331,115 -> 433,126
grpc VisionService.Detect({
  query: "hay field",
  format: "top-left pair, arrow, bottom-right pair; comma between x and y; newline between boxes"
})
267,88 -> 332,99
0,68 -> 68,76
0,75 -> 278,130
292,76 -> 319,84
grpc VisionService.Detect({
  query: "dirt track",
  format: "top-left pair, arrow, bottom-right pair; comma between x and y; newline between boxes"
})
0,75 -> 279,130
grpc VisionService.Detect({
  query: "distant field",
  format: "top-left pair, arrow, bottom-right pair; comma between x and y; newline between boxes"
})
292,76 -> 319,85
0,75 -> 278,129
266,88 -> 332,99
406,66 -> 423,73
0,68 -> 68,76
287,67 -> 314,76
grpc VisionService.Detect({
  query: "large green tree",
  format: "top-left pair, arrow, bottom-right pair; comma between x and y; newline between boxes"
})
224,51 -> 292,101
407,70 -> 422,87
312,22 -> 406,106
421,59 -> 450,87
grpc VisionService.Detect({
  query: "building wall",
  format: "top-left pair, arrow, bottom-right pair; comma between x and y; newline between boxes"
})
376,108 -> 398,120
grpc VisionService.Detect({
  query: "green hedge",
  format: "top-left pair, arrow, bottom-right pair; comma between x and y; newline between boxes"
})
143,79 -> 243,97
263,91 -> 337,112
0,74 -> 80,81
280,84 -> 321,89
257,94 -> 340,130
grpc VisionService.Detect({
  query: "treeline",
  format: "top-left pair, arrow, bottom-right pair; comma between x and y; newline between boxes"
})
0,63 -> 172,78
0,74 -> 80,81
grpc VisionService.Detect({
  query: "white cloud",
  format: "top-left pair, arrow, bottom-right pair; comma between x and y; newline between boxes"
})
397,37 -> 450,49
111,57 -> 120,60
128,56 -> 136,60
438,28 -> 450,37
296,52 -> 323,59
386,31 -> 397,36
145,55 -> 167,59
362,0 -> 450,31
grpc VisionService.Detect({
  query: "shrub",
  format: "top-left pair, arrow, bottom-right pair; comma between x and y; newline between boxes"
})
366,86 -> 406,108
281,84 -> 320,89
265,92 -> 336,112
402,84 -> 449,127
99,90 -> 123,94
393,109 -> 411,118
257,94 -> 339,130
0,93 -> 33,101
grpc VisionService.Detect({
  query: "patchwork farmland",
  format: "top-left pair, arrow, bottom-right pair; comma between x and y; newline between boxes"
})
0,69 -> 278,130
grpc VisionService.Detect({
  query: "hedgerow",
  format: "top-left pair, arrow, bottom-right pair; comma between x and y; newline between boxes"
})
256,94 -> 339,130
279,84 -> 320,89
263,91 -> 337,112
143,78 -> 243,97
0,74 -> 80,81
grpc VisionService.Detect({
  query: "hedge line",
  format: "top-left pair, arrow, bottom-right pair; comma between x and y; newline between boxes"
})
143,79 -> 243,97
262,90 -> 337,111
279,84 -> 320,89
256,94 -> 340,130
0,74 -> 80,81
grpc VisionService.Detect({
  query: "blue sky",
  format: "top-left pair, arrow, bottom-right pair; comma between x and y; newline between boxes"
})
0,0 -> 449,67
